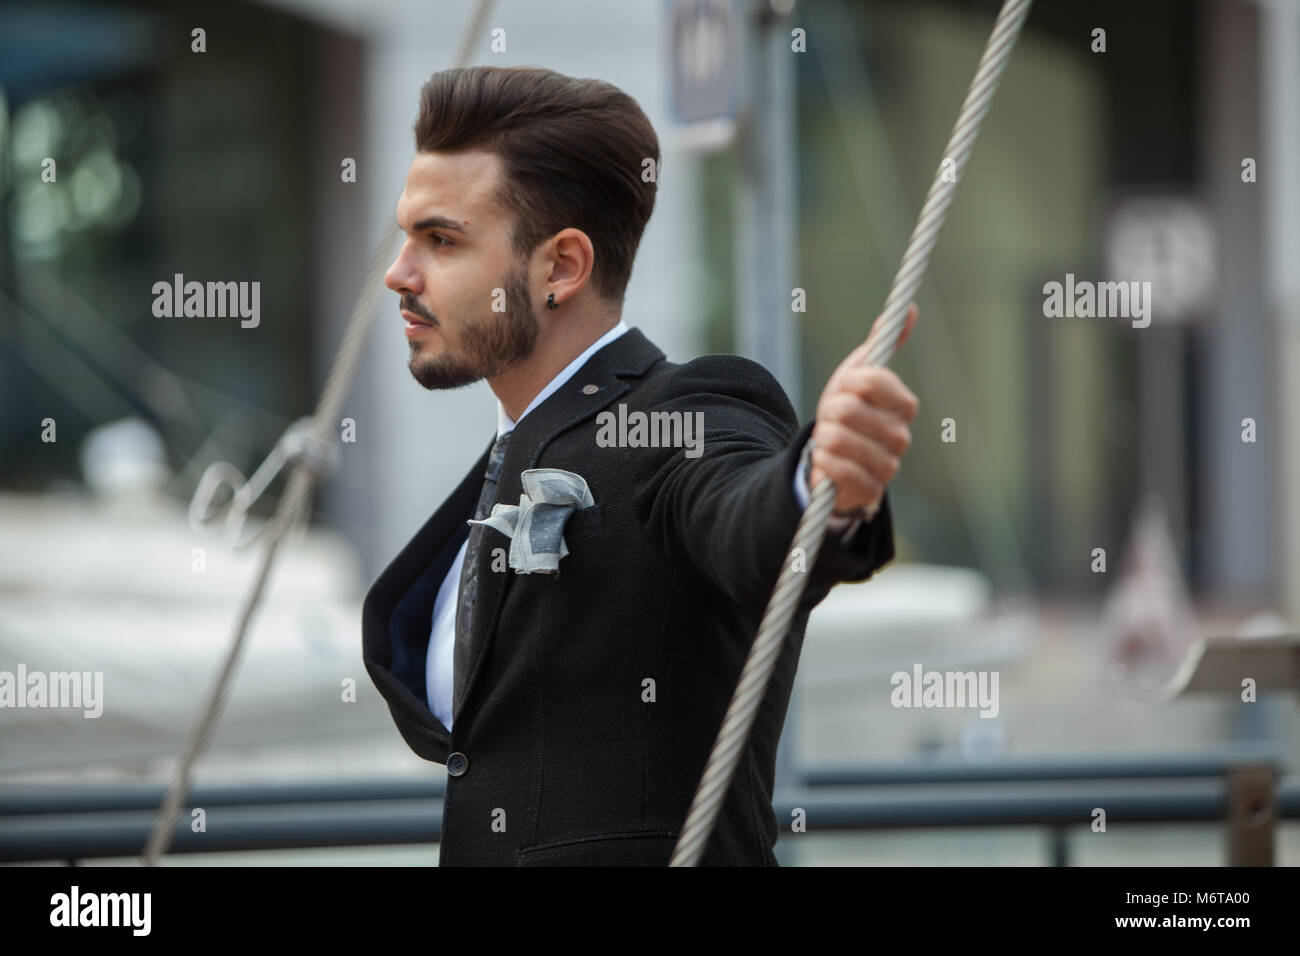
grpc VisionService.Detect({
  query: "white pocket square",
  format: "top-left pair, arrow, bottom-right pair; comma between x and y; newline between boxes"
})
468,468 -> 595,574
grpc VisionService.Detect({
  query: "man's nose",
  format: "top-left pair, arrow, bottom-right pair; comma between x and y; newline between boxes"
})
384,243 -> 422,295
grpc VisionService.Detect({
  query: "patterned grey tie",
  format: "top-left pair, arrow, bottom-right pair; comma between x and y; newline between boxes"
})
453,430 -> 511,716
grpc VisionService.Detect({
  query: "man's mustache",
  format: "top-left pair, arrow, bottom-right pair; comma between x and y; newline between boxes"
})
401,294 -> 437,324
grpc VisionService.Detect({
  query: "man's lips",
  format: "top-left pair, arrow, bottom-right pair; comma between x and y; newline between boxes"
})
401,309 -> 434,327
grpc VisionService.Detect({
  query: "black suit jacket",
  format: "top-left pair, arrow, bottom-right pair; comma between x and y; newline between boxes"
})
361,327 -> 895,865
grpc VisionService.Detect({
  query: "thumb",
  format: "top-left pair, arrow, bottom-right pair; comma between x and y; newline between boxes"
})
859,302 -> 918,362
839,303 -> 920,380
893,302 -> 919,353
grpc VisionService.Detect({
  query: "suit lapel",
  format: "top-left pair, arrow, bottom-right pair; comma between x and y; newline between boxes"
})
362,435 -> 494,748
453,327 -> 666,724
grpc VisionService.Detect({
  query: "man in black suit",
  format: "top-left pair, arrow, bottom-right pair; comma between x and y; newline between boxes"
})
361,66 -> 919,865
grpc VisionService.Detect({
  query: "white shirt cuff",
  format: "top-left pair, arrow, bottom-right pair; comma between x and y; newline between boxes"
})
792,449 -> 861,538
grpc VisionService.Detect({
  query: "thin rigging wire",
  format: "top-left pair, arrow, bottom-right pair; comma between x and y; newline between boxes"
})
141,0 -> 498,865
670,0 -> 1035,867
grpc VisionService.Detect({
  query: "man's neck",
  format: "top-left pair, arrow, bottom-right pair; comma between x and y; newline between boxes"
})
489,317 -> 620,422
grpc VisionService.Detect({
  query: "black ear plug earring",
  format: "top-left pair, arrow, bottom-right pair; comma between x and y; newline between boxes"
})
546,293 -> 558,310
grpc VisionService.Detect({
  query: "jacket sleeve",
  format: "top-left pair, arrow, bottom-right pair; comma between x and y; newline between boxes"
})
627,354 -> 896,612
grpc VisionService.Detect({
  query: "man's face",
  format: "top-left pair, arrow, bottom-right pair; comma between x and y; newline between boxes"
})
385,150 -> 539,389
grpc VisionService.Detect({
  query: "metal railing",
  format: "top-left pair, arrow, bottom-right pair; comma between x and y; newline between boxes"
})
1,751 -> 1294,865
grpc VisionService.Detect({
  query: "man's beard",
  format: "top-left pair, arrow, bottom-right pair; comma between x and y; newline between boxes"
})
408,265 -> 539,390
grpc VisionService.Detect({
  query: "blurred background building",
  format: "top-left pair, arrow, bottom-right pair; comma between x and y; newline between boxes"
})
1,0 -> 1298,865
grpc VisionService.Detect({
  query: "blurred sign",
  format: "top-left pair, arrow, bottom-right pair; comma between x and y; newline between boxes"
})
667,0 -> 740,144
1102,197 -> 1217,325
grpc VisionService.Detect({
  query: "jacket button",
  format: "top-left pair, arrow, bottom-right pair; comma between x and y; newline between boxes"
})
447,752 -> 468,777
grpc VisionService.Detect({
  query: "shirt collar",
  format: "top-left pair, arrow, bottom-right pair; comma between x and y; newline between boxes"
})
496,320 -> 630,437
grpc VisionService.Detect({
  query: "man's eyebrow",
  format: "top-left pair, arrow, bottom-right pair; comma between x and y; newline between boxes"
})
410,215 -> 468,234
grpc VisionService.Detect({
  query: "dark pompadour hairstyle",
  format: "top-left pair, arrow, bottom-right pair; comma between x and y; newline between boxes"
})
414,65 -> 660,305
